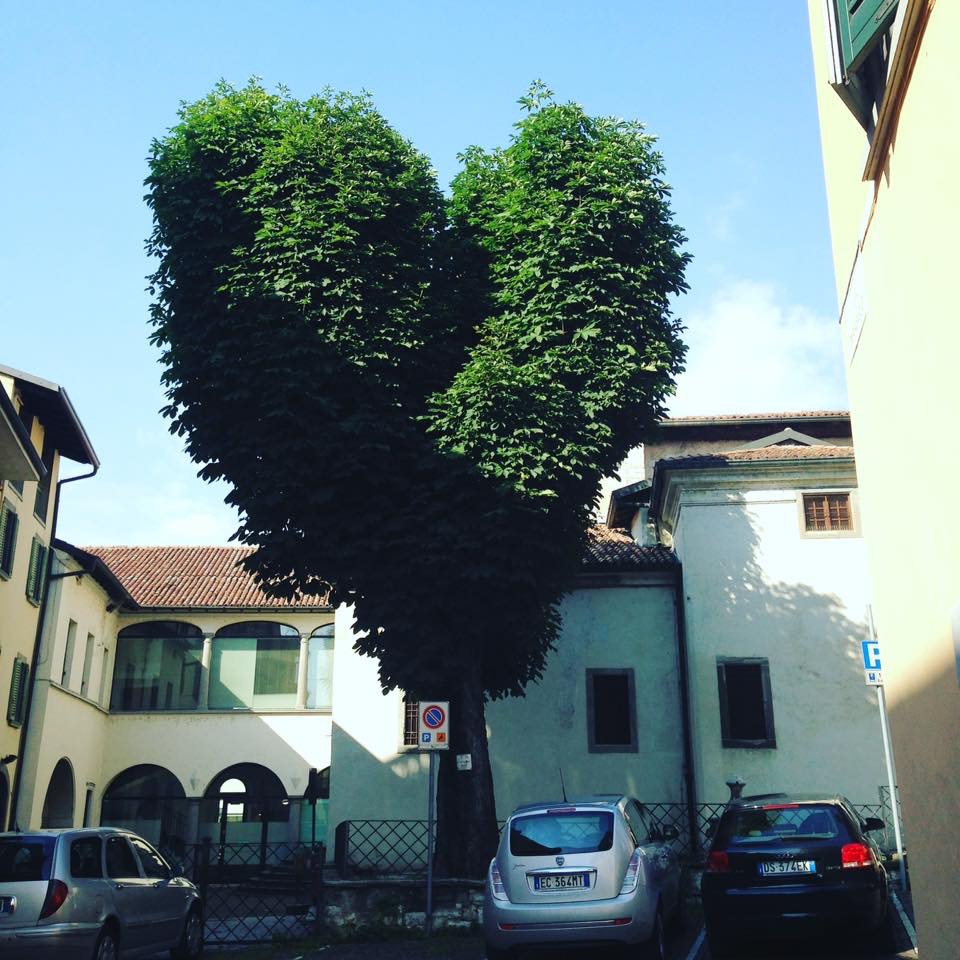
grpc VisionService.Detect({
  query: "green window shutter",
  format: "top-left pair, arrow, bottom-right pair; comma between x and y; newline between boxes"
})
836,0 -> 899,75
0,505 -> 18,577
7,657 -> 29,727
25,537 -> 46,604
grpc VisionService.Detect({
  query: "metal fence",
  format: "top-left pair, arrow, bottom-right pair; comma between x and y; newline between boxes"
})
334,789 -> 905,876
185,838 -> 325,946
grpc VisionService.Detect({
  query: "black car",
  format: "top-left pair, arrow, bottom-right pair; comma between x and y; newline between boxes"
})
701,793 -> 889,956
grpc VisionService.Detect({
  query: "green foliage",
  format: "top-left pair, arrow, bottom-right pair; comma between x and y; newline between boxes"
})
145,79 -> 688,704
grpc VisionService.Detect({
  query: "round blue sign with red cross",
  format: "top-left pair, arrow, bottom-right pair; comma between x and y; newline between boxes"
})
422,704 -> 446,729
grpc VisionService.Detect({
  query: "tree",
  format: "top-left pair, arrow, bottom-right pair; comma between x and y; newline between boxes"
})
145,80 -> 688,878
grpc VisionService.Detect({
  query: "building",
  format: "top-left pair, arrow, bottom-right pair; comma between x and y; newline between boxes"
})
7,386 -> 893,876
807,2 -> 960,953
0,364 -> 98,828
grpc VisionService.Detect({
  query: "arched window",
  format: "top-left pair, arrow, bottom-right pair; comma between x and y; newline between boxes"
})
307,624 -> 334,710
101,765 -> 188,857
111,621 -> 203,712
209,622 -> 299,710
41,758 -> 74,828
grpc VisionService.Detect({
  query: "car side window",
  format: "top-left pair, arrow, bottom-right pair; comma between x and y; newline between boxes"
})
129,837 -> 170,881
106,837 -> 141,879
624,800 -> 650,845
70,837 -> 103,878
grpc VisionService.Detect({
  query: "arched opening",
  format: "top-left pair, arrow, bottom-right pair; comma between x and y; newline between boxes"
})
307,624 -> 335,710
210,622 -> 300,710
101,765 -> 188,859
111,621 -> 203,711
41,758 -> 75,828
201,763 -> 289,867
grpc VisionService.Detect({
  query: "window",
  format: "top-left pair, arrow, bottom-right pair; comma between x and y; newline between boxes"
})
7,656 -> 29,728
802,492 -> 854,534
97,646 -> 110,707
586,668 -> 637,753
717,658 -> 776,748
33,437 -> 55,523
129,836 -> 169,880
826,0 -> 899,129
61,620 -> 78,688
25,537 -> 46,605
70,836 -> 102,878
0,503 -> 18,578
209,622 -> 299,709
402,699 -> 420,747
110,621 -> 203,712
80,633 -> 95,697
105,836 -> 140,879
306,624 -> 334,710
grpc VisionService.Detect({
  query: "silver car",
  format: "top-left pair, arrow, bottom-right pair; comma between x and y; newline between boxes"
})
484,796 -> 683,959
0,827 -> 202,960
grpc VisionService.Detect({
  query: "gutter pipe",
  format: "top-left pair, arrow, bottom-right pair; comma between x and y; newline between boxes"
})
8,458 -> 99,829
673,566 -> 700,858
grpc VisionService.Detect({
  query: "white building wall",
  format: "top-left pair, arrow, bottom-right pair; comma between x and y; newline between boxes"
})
675,489 -> 885,802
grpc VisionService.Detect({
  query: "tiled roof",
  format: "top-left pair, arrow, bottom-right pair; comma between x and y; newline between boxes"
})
80,545 -> 332,609
582,525 -> 678,570
82,526 -> 673,610
656,445 -> 855,470
662,411 -> 849,423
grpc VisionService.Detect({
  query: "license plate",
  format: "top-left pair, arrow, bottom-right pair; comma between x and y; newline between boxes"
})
758,860 -> 815,876
534,872 -> 590,890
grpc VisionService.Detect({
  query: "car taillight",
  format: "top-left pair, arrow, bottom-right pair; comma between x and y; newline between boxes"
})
39,880 -> 68,919
489,859 -> 508,901
705,851 -> 730,873
620,848 -> 643,894
841,843 -> 874,869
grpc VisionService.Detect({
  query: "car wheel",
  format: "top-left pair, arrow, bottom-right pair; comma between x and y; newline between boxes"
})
171,906 -> 203,959
639,904 -> 666,960
92,927 -> 120,960
484,942 -> 512,959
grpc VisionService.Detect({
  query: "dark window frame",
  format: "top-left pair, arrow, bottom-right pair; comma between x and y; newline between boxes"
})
0,502 -> 18,578
586,668 -> 638,754
717,657 -> 776,749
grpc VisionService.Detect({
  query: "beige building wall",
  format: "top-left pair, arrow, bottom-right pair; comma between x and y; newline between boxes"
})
808,3 -> 960,955
0,404 -> 59,827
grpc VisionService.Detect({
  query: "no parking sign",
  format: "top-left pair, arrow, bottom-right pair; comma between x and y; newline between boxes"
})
418,701 -> 449,750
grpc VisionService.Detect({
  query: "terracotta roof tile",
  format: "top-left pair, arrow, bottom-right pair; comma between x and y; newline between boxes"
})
662,411 -> 849,423
582,525 -> 678,570
83,526 -> 673,610
80,545 -> 332,609
657,445 -> 855,470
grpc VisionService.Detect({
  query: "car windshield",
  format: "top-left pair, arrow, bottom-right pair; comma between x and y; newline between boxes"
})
719,804 -> 847,844
0,837 -> 56,881
510,810 -> 614,856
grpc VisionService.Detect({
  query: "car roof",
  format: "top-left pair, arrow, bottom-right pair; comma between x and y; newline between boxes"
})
0,827 -> 137,839
727,792 -> 850,810
509,795 -> 626,815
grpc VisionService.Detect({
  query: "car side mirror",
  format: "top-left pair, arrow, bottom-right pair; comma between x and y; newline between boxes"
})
863,817 -> 885,833
660,825 -> 680,842
170,862 -> 184,878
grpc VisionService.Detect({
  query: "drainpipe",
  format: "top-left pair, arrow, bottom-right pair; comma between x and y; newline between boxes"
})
673,567 -> 700,858
8,460 -> 99,830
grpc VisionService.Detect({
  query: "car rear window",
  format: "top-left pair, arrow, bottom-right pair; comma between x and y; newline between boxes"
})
510,810 -> 614,856
718,803 -> 849,844
0,837 -> 56,881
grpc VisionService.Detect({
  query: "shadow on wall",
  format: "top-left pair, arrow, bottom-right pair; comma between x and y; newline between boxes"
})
683,497 -> 883,800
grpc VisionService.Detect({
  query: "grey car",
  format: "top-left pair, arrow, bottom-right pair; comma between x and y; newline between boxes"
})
483,796 -> 683,959
0,827 -> 202,960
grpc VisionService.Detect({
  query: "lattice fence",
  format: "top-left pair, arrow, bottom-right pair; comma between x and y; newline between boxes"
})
186,839 -> 325,946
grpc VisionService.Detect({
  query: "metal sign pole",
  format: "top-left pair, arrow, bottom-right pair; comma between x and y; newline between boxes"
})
868,608 -> 906,889
426,750 -> 436,936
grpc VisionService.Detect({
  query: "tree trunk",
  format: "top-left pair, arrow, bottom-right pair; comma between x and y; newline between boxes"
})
432,659 -> 499,878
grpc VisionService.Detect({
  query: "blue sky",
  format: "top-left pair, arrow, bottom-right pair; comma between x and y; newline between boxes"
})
1,1 -> 846,546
